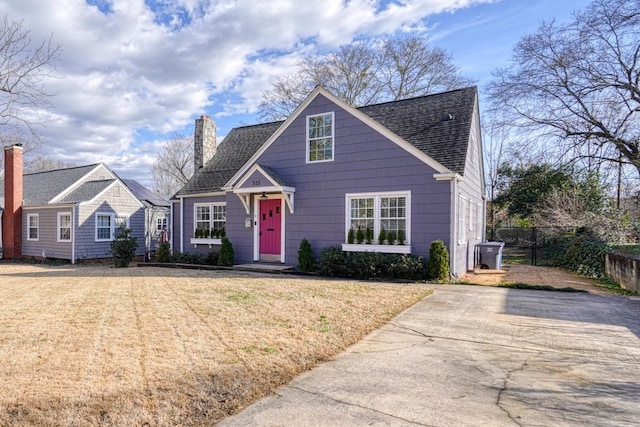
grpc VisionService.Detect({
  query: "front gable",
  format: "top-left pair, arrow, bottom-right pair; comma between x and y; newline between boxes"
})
49,164 -> 116,204
224,87 -> 453,190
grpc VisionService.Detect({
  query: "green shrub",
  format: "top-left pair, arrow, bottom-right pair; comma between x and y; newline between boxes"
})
387,230 -> 396,245
365,227 -> 373,244
204,249 -> 219,265
218,237 -> 234,266
110,224 -> 139,268
297,239 -> 316,272
356,226 -> 365,244
347,228 -> 355,244
378,228 -> 386,244
317,246 -> 426,281
427,240 -> 449,281
547,228 -> 610,279
397,229 -> 405,245
154,242 -> 171,263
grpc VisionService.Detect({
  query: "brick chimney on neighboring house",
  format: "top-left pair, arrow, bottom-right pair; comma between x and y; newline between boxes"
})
3,144 -> 24,259
194,115 -> 216,171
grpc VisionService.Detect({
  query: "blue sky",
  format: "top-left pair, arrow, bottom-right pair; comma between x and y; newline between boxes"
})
0,0 -> 591,187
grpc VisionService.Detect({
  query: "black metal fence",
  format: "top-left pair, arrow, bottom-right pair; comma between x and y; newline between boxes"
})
494,227 -> 571,266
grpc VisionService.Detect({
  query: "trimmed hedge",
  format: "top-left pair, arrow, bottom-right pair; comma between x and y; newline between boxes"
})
318,246 -> 426,281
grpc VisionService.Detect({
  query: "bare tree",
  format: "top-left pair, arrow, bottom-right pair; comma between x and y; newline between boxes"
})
260,35 -> 473,120
488,0 -> 640,177
150,132 -> 194,198
0,13 -> 61,144
24,155 -> 75,173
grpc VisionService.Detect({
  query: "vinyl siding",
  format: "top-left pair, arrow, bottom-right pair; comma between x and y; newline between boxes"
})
453,97 -> 485,275
22,207 -> 74,259
74,182 -> 144,260
179,195 -> 226,255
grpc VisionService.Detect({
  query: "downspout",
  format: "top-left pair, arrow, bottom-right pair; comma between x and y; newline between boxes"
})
179,197 -> 184,253
71,203 -> 77,265
450,178 -> 458,277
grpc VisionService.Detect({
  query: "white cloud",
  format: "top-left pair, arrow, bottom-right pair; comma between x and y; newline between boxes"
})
0,0 -> 494,186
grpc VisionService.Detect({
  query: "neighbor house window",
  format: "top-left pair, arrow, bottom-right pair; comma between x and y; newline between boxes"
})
27,214 -> 39,241
95,213 -> 129,242
193,203 -> 226,236
58,213 -> 72,242
307,112 -> 334,163
345,192 -> 410,244
157,217 -> 168,231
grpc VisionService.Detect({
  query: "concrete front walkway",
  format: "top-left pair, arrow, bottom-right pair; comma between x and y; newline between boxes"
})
218,285 -> 640,426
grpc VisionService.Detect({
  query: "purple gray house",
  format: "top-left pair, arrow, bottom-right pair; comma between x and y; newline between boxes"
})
171,86 -> 485,276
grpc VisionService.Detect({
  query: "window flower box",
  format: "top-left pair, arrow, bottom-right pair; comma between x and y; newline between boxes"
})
190,238 -> 222,247
341,243 -> 411,254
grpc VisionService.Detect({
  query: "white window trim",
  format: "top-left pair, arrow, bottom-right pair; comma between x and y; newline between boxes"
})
95,212 -> 129,242
57,212 -> 72,243
306,112 -> 335,164
193,202 -> 226,235
458,194 -> 467,244
342,191 -> 411,253
476,202 -> 483,240
27,214 -> 39,241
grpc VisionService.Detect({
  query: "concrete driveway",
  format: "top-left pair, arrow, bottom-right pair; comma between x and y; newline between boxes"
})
218,285 -> 640,426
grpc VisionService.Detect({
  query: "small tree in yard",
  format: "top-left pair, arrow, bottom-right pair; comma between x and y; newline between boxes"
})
427,240 -> 449,281
154,242 -> 171,263
218,237 -> 234,267
111,224 -> 138,268
297,239 -> 316,272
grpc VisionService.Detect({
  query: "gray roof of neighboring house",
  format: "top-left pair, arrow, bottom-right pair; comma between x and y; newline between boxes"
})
1,163 -> 164,208
174,87 -> 477,197
58,179 -> 115,203
23,164 -> 101,205
123,179 -> 170,207
0,164 -> 99,206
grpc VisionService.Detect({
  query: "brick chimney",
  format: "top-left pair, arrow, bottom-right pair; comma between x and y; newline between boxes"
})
3,144 -> 24,259
194,115 -> 216,171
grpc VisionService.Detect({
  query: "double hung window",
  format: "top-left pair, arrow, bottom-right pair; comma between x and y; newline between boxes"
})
307,113 -> 334,163
58,213 -> 72,242
27,214 -> 39,241
194,203 -> 226,236
345,192 -> 410,245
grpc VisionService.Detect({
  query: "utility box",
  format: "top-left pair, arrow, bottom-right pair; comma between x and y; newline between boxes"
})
476,242 -> 505,270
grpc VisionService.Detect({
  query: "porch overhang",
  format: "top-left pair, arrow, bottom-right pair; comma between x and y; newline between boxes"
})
233,186 -> 295,214
230,164 -> 296,214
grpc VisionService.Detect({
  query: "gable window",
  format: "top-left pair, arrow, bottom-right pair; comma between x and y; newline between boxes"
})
194,203 -> 226,236
58,213 -> 72,242
95,213 -> 129,242
307,112 -> 334,163
345,191 -> 410,248
27,214 -> 39,241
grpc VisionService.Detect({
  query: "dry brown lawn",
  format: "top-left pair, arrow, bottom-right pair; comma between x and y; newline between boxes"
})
0,263 -> 431,426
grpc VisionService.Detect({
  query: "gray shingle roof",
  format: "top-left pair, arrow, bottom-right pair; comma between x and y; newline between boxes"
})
258,164 -> 294,187
359,86 -> 477,175
175,87 -> 477,197
175,121 -> 283,197
13,164 -> 100,206
58,179 -> 115,203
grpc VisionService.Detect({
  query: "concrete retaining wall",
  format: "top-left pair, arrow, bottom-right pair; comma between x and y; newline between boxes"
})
605,252 -> 640,294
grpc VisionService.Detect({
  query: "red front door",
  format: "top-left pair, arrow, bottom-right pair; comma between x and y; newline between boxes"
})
259,199 -> 281,255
